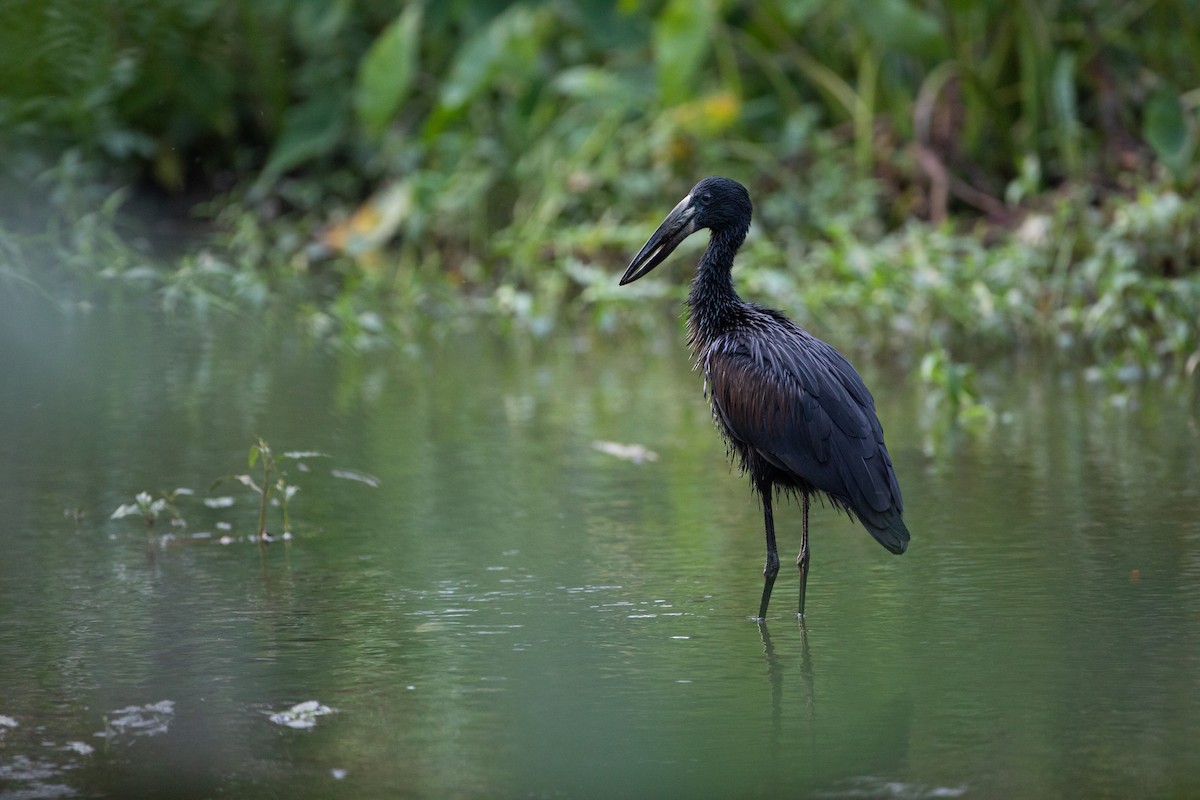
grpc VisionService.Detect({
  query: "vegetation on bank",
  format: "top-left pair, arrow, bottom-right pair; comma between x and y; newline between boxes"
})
2,0 -> 1199,383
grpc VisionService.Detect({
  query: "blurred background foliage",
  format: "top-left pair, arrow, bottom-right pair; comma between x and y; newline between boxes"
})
1,0 -> 1199,379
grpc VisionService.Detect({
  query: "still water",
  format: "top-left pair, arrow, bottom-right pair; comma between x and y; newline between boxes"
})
2,299 -> 1199,798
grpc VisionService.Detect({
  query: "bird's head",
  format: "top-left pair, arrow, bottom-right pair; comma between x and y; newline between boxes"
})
620,177 -> 752,285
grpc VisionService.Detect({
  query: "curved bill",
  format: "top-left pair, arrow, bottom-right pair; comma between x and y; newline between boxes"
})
619,194 -> 698,285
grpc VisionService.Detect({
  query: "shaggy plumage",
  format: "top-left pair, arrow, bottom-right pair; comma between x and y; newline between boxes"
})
621,176 -> 909,619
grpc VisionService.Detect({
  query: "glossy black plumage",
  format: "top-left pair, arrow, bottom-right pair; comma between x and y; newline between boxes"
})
621,176 -> 909,619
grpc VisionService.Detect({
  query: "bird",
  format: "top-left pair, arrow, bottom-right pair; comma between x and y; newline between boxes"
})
619,176 -> 909,620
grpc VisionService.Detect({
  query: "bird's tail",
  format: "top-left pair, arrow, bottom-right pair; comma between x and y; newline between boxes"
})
864,514 -> 910,555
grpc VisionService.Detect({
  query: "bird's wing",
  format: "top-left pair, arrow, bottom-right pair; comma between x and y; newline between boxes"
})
705,323 -> 904,530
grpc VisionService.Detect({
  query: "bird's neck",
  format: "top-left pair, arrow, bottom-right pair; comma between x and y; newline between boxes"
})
687,226 -> 747,345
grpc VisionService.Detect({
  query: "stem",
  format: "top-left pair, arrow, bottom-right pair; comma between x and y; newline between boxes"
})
258,455 -> 271,541
257,489 -> 269,540
280,483 -> 292,535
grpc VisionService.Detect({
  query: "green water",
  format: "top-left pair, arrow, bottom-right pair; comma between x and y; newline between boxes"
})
2,301 -> 1199,798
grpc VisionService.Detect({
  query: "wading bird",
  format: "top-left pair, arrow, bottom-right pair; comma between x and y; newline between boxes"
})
620,177 -> 909,619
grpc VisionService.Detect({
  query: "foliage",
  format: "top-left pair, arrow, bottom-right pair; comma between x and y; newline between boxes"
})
210,439 -> 327,541
106,441 -> 363,546
7,1 -> 1197,202
2,0 -> 1200,382
111,488 -> 191,543
734,180 -> 1200,375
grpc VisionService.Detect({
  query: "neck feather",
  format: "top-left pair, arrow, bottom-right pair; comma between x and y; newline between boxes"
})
686,225 -> 747,344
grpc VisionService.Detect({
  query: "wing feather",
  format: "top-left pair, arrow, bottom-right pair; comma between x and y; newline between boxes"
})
704,317 -> 904,531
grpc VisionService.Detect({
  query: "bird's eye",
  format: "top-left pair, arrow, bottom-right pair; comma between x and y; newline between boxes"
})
700,192 -> 713,203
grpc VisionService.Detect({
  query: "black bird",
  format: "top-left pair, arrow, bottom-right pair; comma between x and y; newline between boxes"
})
620,176 -> 909,619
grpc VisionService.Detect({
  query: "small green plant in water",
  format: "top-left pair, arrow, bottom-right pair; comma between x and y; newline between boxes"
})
111,489 -> 192,543
211,439 -> 326,542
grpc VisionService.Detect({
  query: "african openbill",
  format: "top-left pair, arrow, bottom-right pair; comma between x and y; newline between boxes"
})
620,177 -> 910,620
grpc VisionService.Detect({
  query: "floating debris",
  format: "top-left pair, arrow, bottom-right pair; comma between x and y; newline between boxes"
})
0,714 -> 17,728
64,741 -> 94,755
816,777 -> 968,799
331,469 -> 381,488
97,700 -> 175,740
204,496 -> 236,508
592,440 -> 658,464
0,754 -> 71,789
268,700 -> 336,730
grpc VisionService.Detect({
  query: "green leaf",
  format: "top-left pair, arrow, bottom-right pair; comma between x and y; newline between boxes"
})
111,503 -> 139,520
852,0 -> 944,59
249,444 -> 260,469
1143,87 -> 1191,175
236,474 -> 261,494
653,0 -> 716,106
553,66 -> 634,103
1052,51 -> 1081,173
779,0 -> 823,27
355,6 -> 422,139
437,6 -> 542,115
1051,52 -> 1079,133
258,96 -> 347,187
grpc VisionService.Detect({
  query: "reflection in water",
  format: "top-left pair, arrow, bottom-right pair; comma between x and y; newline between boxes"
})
759,620 -> 819,793
758,622 -> 812,737
1,306 -> 1199,797
759,621 -> 784,746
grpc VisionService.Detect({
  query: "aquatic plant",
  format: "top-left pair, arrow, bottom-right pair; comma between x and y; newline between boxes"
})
110,488 -> 191,542
210,439 -> 326,541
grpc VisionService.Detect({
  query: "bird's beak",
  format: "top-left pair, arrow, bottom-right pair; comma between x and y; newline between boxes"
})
619,193 -> 698,285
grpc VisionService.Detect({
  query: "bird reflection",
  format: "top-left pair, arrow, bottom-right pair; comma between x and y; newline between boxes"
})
758,621 -> 783,743
757,619 -> 815,757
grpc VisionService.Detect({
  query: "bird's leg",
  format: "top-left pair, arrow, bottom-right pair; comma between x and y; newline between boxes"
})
797,492 -> 811,618
758,488 -> 780,620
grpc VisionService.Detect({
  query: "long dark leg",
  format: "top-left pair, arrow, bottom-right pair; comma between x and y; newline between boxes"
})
758,487 -> 780,620
797,492 -> 811,618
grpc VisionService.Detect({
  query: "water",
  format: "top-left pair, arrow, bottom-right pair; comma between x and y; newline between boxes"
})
2,299 -> 1199,798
